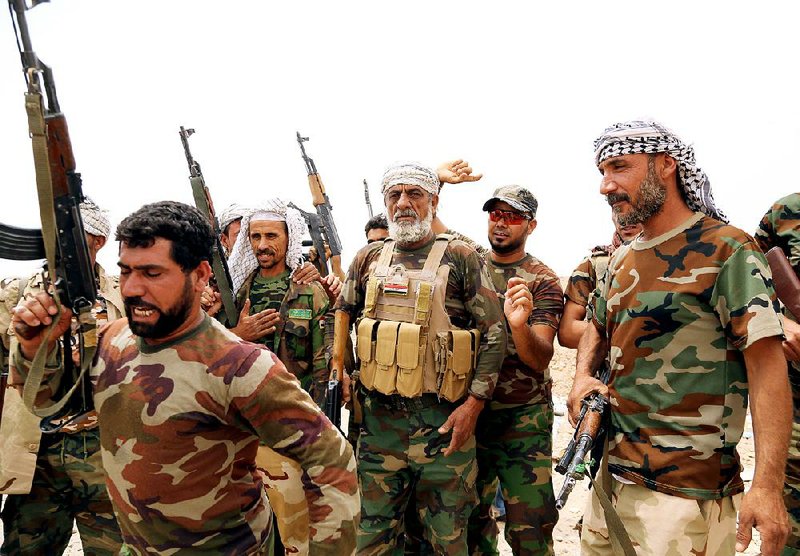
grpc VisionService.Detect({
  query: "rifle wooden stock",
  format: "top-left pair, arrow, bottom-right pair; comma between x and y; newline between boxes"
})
766,247 -> 800,320
308,174 -> 327,207
44,114 -> 76,195
332,311 -> 350,374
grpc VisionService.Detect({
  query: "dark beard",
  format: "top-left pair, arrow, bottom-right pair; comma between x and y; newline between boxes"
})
614,161 -> 666,227
489,235 -> 526,254
125,276 -> 195,339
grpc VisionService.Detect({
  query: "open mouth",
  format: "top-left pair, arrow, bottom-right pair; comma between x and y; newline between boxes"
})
132,307 -> 157,318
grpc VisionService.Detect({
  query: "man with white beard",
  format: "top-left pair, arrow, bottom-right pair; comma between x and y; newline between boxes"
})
331,162 -> 507,554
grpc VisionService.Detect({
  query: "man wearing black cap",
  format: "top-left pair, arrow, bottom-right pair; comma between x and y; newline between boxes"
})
467,186 -> 563,555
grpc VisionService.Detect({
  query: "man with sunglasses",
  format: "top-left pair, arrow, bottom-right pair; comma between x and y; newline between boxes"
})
466,186 -> 564,555
332,162 -> 507,554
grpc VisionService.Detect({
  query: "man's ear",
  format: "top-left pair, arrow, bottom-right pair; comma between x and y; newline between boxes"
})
193,260 -> 213,291
658,153 -> 678,182
526,219 -> 538,237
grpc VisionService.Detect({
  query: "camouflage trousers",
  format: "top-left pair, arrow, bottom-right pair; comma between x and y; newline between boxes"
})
357,391 -> 478,555
0,428 -> 122,555
467,403 -> 556,555
782,385 -> 800,555
581,480 -> 740,555
256,445 -> 309,555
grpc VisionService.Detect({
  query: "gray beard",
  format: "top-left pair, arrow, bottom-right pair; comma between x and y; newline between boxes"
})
388,210 -> 433,246
615,163 -> 667,227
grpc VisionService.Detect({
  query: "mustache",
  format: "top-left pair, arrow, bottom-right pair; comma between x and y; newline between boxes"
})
256,248 -> 276,256
124,297 -> 159,310
606,193 -> 630,206
393,209 -> 418,222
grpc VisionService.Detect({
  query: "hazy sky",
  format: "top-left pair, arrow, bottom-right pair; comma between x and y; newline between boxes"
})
1,1 -> 799,277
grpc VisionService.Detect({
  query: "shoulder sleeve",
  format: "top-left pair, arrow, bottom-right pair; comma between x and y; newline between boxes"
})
529,270 -> 564,329
564,256 -> 595,306
712,236 -> 784,350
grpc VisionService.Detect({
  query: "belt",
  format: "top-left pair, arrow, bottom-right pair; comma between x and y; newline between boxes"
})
362,389 -> 445,412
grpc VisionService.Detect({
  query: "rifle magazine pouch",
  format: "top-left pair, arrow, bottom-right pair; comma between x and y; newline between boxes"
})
438,329 -> 478,402
373,321 -> 400,395
395,323 -> 424,398
364,276 -> 381,319
356,318 -> 378,391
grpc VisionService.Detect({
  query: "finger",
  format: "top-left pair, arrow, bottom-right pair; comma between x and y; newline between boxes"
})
464,173 -> 483,182
438,414 -> 455,435
16,300 -> 54,326
442,433 -> 457,457
239,299 -> 251,318
507,276 -> 527,289
735,515 -> 753,553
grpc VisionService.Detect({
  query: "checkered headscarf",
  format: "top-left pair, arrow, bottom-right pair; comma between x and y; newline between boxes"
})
79,197 -> 110,238
227,199 -> 306,295
594,120 -> 727,223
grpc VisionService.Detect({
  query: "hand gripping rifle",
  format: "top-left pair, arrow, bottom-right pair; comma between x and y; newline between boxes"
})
9,0 -> 99,432
179,127 -> 238,328
296,132 -> 345,280
555,363 -> 611,510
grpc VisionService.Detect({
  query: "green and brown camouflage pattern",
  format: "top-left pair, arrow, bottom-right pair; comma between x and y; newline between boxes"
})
1,265 -> 124,553
484,253 -> 563,407
12,315 -> 359,555
468,403 -> 556,556
564,245 -> 612,308
0,429 -> 122,555
592,213 -> 783,500
236,269 -> 330,406
356,391 -> 477,555
754,192 -> 800,553
336,235 -> 506,400
444,228 -> 488,257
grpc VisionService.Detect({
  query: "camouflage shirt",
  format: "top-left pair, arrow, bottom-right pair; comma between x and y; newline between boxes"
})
755,192 -> 800,388
336,234 -> 507,400
12,315 -> 358,554
484,253 -> 563,407
564,245 -> 612,308
592,213 -> 783,500
236,270 -> 330,406
444,228 -> 489,256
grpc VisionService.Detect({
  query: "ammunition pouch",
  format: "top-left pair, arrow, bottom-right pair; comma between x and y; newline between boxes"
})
356,316 -> 479,401
436,329 -> 480,403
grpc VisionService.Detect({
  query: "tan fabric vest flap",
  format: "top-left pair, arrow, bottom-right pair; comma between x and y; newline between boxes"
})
397,323 -> 422,369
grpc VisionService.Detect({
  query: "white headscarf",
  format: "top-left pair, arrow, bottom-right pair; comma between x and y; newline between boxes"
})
380,162 -> 440,195
593,120 -> 727,223
218,203 -> 246,233
79,196 -> 110,238
227,199 -> 306,294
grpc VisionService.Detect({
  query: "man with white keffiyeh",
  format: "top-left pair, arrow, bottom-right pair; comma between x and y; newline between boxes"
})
567,120 -> 791,555
225,198 -> 338,554
0,195 -> 125,554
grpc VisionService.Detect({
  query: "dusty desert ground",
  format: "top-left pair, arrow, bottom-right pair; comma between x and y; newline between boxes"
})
0,341 -> 762,555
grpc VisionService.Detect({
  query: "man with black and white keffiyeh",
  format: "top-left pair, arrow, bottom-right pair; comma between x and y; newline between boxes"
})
568,120 -> 791,555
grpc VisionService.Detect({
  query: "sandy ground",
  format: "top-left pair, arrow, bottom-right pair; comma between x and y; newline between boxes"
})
0,342 -> 763,555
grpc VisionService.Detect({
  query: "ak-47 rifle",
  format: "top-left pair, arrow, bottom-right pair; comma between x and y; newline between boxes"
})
555,363 -> 611,510
364,179 -> 374,218
9,0 -> 99,433
766,246 -> 800,320
288,203 -> 329,276
179,126 -> 238,328
295,132 -> 344,280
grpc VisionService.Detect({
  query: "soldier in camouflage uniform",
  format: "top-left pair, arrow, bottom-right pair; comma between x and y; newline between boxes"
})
332,162 -> 507,555
570,120 -> 791,555
466,186 -> 563,555
11,201 -> 358,555
755,193 -> 800,556
225,199 -> 335,554
0,198 -> 124,555
558,214 -> 641,349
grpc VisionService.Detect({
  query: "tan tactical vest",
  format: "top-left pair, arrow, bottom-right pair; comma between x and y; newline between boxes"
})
356,235 -> 479,402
